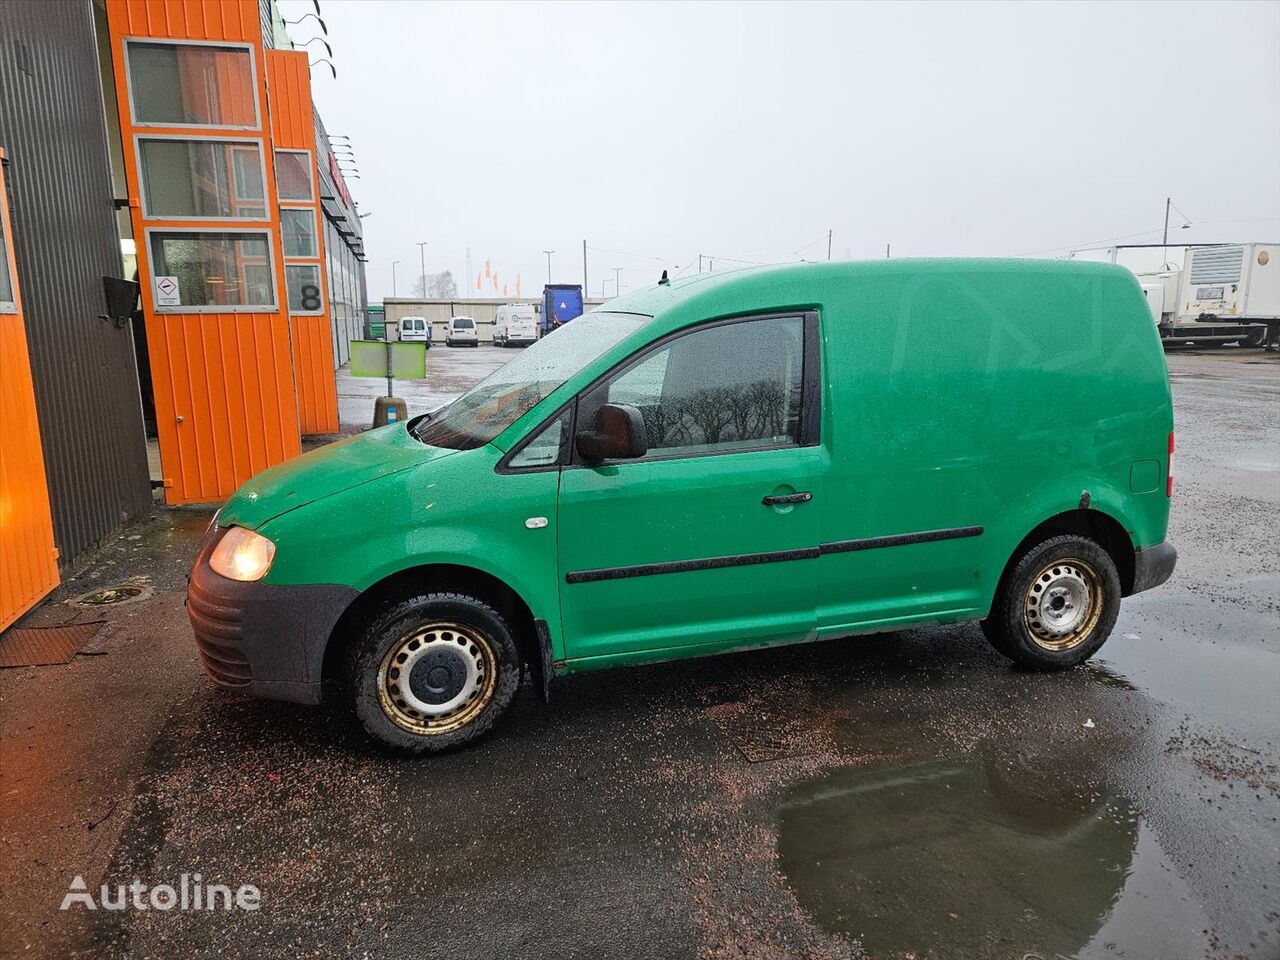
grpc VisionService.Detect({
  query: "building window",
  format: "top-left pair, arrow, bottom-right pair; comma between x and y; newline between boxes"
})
280,208 -> 317,257
138,138 -> 267,219
0,210 -> 15,313
148,231 -> 275,310
125,41 -> 258,129
275,150 -> 313,202
286,264 -> 324,315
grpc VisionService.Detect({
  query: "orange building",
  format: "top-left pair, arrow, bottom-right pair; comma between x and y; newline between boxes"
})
0,0 -> 364,629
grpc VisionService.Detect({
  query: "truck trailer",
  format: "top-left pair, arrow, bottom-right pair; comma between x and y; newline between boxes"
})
1070,243 -> 1279,347
540,284 -> 584,334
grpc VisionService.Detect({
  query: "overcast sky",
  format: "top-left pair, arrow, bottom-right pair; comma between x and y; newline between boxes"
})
280,0 -> 1280,302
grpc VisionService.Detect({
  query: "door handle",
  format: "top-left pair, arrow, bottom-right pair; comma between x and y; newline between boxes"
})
762,492 -> 812,506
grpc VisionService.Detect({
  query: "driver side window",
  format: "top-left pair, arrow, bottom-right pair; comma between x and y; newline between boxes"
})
578,314 -> 806,461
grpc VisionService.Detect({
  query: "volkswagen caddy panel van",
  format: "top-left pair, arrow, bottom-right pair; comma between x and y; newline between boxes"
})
189,260 -> 1177,754
445,315 -> 478,347
398,316 -> 430,343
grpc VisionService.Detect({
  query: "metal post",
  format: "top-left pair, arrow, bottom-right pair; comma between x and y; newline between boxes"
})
543,249 -> 555,284
612,266 -> 622,296
384,320 -> 393,397
698,253 -> 702,274
827,229 -> 832,260
391,259 -> 400,298
1163,197 -> 1171,247
886,243 -> 891,258
582,239 -> 588,295
417,241 -> 428,299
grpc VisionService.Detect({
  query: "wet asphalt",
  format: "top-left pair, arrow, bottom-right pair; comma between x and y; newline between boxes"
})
0,346 -> 1276,960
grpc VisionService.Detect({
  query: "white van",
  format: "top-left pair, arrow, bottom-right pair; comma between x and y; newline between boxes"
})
493,303 -> 538,347
398,316 -> 430,344
445,315 -> 478,347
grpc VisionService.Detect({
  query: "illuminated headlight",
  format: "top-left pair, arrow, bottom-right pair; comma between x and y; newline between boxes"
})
209,526 -> 276,582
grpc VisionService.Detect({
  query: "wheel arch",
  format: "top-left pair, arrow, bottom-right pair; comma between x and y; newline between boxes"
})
995,508 -> 1137,602
322,562 -> 543,689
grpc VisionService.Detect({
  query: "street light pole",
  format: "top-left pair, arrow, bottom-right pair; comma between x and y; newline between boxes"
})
612,266 -> 622,296
392,259 -> 400,298
542,250 -> 555,284
416,241 -> 428,299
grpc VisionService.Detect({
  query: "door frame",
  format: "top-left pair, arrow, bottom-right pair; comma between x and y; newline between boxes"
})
496,309 -> 824,474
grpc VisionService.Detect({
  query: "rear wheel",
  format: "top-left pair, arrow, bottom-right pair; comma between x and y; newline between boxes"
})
981,534 -> 1120,670
1242,327 -> 1266,348
347,592 -> 520,754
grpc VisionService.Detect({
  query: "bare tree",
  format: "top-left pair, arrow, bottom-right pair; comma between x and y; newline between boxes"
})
429,270 -> 458,298
410,271 -> 459,299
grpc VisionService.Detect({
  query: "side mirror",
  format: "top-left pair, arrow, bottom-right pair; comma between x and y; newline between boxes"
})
576,403 -> 648,463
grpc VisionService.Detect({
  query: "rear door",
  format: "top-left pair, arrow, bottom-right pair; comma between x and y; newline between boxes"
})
556,312 -> 826,662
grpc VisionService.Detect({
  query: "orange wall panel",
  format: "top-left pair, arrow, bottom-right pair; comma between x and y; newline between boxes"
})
268,49 -> 339,435
290,316 -> 339,435
0,151 -> 59,631
0,315 -> 61,630
267,49 -> 313,149
110,0 -> 259,42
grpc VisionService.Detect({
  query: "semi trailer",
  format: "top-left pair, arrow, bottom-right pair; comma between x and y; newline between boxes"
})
1070,243 -> 1279,347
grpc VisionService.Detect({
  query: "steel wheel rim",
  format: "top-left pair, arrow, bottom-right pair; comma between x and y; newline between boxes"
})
377,621 -> 497,735
1024,558 -> 1103,651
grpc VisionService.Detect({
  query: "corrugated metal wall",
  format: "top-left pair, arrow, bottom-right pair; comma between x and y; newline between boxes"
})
0,0 -> 151,566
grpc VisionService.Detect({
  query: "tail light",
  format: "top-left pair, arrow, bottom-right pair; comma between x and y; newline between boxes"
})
1167,431 -> 1175,497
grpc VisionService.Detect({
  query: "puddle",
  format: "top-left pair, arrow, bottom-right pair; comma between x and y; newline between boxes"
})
67,582 -> 153,607
777,758 -> 1210,960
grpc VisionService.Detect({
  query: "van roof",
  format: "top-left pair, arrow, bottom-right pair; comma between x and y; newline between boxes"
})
604,257 -> 1133,319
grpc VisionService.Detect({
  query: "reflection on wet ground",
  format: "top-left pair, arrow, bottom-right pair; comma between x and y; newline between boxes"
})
778,758 -> 1208,960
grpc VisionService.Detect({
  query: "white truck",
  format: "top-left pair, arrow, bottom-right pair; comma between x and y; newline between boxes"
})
1070,243 -> 1279,347
493,303 -> 538,347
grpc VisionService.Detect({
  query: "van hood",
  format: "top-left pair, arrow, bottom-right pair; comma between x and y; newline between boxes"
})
218,423 -> 457,530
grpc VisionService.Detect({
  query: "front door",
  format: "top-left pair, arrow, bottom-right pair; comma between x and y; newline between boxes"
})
557,312 -> 826,663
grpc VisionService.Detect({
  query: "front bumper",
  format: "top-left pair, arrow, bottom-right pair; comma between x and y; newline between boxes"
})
187,533 -> 358,704
1131,541 -> 1177,595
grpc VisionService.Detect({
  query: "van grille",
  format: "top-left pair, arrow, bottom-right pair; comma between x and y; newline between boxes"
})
1189,246 -> 1244,285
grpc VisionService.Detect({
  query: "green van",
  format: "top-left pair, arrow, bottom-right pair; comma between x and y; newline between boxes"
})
188,259 -> 1176,753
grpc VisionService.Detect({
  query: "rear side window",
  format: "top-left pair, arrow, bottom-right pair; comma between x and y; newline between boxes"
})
578,314 -> 806,461
454,317 -> 474,329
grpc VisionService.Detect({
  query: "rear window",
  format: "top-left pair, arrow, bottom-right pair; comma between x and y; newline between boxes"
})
454,317 -> 474,329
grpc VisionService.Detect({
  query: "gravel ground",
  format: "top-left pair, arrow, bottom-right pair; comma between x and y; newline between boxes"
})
0,346 -> 1276,960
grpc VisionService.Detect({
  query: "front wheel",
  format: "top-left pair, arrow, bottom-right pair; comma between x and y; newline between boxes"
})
981,534 -> 1121,670
347,592 -> 521,754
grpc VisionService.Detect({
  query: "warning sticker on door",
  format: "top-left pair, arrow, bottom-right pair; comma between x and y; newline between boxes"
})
154,276 -> 180,306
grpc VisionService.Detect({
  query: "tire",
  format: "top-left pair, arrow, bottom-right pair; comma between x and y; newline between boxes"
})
980,534 -> 1121,670
1242,327 -> 1265,348
346,592 -> 521,754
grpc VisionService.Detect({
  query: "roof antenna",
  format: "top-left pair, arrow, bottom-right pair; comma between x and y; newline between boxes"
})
658,269 -> 670,285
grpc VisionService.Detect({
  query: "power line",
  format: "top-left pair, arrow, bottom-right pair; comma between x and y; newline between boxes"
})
1019,226 -> 1166,257
585,245 -> 669,262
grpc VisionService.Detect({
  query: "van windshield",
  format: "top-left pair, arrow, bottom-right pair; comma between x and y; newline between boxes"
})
412,311 -> 649,450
